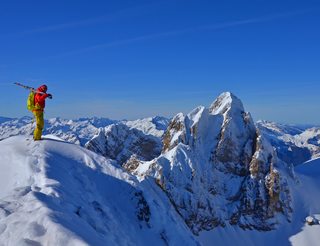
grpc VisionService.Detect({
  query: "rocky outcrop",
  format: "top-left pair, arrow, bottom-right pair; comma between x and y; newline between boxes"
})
162,113 -> 187,152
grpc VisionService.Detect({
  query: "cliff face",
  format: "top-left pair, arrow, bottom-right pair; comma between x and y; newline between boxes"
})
131,92 -> 292,234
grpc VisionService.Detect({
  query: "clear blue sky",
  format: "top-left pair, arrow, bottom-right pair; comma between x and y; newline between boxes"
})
0,0 -> 319,124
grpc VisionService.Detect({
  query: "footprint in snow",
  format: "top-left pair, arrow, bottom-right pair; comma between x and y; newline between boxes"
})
31,186 -> 41,192
0,203 -> 12,218
19,239 -> 42,246
0,224 -> 6,235
28,157 -> 41,173
28,222 -> 47,237
13,186 -> 32,197
0,207 -> 9,218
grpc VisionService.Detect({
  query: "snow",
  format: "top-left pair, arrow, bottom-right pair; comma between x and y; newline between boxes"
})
305,216 -> 317,225
0,135 -> 197,246
0,137 -> 33,198
209,92 -> 245,116
124,116 -> 169,138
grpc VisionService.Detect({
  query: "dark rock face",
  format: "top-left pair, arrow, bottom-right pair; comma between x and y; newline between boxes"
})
162,113 -> 187,153
136,92 -> 293,234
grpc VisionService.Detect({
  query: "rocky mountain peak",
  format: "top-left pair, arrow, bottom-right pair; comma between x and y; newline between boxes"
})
209,91 -> 245,116
133,92 -> 292,235
162,92 -> 256,166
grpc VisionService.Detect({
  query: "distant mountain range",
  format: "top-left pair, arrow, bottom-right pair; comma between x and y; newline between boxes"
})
1,103 -> 318,167
0,116 -> 168,145
257,121 -> 320,165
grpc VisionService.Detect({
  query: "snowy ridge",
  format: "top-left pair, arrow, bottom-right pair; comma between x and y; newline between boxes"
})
0,136 -> 197,246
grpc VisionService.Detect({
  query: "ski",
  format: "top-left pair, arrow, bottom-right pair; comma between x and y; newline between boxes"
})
14,82 -> 46,95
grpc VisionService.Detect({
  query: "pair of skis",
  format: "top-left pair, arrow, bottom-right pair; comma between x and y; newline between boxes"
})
14,82 -> 51,97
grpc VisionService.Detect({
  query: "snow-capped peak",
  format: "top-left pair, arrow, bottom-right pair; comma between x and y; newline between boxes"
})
209,91 -> 245,116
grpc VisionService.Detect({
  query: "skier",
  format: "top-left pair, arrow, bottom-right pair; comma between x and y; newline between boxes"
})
32,84 -> 52,140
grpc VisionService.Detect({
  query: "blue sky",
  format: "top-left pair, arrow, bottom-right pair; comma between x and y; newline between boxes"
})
0,0 -> 319,124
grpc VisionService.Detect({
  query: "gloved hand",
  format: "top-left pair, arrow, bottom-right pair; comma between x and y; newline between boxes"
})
47,94 -> 53,99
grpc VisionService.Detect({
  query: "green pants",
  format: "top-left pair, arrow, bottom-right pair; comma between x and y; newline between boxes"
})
33,111 -> 44,140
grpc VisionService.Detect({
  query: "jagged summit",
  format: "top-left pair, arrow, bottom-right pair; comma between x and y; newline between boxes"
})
209,91 -> 245,115
161,92 -> 255,160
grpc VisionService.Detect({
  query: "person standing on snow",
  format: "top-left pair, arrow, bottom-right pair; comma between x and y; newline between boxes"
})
33,84 -> 52,140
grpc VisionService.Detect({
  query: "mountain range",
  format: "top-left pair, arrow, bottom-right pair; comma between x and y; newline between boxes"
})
0,92 -> 319,245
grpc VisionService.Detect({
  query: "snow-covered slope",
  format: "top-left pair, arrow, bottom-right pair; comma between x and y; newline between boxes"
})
130,92 -> 292,234
0,135 -> 197,246
1,137 -> 320,245
258,121 -> 320,165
